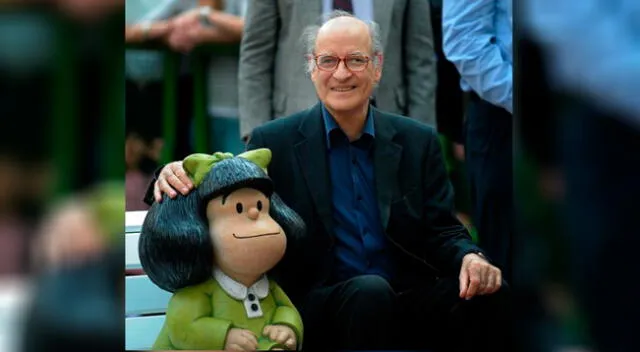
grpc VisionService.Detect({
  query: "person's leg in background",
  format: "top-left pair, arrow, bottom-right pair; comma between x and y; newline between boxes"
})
125,79 -> 163,210
464,94 -> 513,281
430,1 -> 474,237
175,73 -> 194,158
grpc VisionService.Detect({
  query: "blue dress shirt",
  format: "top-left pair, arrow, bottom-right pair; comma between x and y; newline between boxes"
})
442,0 -> 513,113
322,0 -> 374,22
321,104 -> 394,283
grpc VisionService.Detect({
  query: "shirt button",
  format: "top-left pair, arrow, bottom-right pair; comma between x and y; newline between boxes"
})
357,195 -> 363,201
248,293 -> 256,301
251,303 -> 259,311
352,158 -> 356,165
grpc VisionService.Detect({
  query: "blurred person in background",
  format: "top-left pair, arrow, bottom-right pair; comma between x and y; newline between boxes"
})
0,6 -> 56,276
25,183 -> 124,352
443,0 -> 513,282
523,1 -> 640,351
125,0 -> 197,210
0,3 -> 126,352
164,0 -> 248,156
126,0 -> 247,211
238,0 -> 437,141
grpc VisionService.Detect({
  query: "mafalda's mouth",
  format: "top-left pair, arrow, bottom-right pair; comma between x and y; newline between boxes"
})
232,232 -> 281,239
332,86 -> 356,92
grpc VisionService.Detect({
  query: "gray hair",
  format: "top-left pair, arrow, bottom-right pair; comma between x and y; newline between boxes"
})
302,10 -> 383,74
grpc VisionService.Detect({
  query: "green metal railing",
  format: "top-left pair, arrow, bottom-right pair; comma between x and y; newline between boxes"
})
126,42 -> 240,164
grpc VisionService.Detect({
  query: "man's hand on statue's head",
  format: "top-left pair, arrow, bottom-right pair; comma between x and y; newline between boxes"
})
153,161 -> 194,203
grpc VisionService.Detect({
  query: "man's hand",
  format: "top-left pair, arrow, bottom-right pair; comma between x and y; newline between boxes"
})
263,325 -> 297,350
153,161 -> 194,202
459,253 -> 502,300
165,8 -> 203,52
225,328 -> 259,351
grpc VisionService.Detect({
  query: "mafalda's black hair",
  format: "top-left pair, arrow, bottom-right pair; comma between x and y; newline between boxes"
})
139,157 -> 306,293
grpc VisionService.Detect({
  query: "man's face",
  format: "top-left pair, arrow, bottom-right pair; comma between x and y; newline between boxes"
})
310,19 -> 382,117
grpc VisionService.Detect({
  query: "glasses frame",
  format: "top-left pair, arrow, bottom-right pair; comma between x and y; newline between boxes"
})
312,54 -> 373,72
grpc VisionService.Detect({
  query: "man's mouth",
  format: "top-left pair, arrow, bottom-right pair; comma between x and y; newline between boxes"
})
232,232 -> 281,239
332,86 -> 356,92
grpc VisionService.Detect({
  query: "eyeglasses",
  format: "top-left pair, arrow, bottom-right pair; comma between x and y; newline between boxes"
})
313,54 -> 372,72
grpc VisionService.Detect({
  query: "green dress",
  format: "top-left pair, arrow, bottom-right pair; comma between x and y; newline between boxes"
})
152,276 -> 303,350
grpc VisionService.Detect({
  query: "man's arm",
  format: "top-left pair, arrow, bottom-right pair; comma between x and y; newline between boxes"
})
125,21 -> 172,43
238,0 -> 280,140
421,129 -> 484,274
404,0 -> 437,128
442,0 -> 512,113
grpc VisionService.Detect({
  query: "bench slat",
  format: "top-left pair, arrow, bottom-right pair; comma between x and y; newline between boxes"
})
126,275 -> 172,316
125,315 -> 165,351
125,232 -> 141,270
125,210 -> 147,233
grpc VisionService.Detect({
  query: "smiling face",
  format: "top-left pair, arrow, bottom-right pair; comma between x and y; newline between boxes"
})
206,188 -> 286,283
310,17 -> 382,118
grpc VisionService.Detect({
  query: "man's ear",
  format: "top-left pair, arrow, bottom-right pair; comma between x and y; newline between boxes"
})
374,53 -> 383,83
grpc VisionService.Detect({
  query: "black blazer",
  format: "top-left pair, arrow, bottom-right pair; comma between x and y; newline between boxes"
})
247,103 -> 483,303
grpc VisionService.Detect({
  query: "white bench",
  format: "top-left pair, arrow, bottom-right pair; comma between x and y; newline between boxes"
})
125,210 -> 172,351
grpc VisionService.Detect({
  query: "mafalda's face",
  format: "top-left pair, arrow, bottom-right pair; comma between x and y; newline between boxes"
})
206,188 -> 286,279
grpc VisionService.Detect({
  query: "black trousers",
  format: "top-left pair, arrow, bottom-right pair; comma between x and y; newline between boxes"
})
300,275 -> 511,351
464,94 -> 513,281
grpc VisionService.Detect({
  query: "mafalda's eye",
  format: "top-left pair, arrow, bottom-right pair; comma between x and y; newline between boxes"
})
236,203 -> 243,214
257,200 -> 263,211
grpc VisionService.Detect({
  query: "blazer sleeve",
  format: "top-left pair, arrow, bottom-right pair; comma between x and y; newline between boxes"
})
404,0 -> 437,128
421,129 -> 484,274
238,0 -> 280,139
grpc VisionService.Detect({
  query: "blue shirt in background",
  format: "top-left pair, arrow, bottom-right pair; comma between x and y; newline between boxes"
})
443,0 -> 513,113
321,104 -> 394,283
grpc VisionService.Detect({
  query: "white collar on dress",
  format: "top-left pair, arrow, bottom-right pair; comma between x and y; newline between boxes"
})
213,268 -> 270,300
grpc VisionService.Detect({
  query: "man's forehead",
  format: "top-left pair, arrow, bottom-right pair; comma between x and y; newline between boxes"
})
314,31 -> 372,54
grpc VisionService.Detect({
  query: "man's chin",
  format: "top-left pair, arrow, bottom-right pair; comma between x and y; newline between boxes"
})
325,100 -> 368,115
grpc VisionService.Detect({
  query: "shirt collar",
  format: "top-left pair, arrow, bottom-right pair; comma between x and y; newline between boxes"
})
321,103 -> 375,149
213,268 -> 270,300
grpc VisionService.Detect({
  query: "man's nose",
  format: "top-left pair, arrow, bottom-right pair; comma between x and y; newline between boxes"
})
333,61 -> 352,79
247,207 -> 260,220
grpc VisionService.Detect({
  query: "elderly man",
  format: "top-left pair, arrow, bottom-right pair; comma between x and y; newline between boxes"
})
148,12 -> 509,352
237,0 -> 437,141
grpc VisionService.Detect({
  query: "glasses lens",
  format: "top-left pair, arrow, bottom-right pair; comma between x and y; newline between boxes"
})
346,56 -> 368,71
317,56 -> 339,70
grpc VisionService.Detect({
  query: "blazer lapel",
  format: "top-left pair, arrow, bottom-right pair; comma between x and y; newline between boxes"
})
373,0 -> 395,47
294,103 -> 334,236
372,108 -> 402,230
